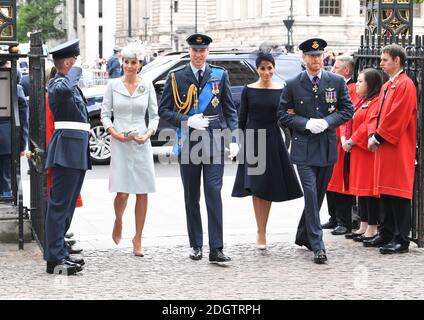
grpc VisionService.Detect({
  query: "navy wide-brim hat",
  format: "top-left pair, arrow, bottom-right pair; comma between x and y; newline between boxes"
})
49,39 -> 80,60
299,38 -> 327,55
186,33 -> 213,48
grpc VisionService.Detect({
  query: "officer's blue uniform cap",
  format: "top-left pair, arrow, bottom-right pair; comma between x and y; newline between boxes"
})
186,33 -> 213,49
299,38 -> 327,55
49,39 -> 80,60
113,47 -> 122,53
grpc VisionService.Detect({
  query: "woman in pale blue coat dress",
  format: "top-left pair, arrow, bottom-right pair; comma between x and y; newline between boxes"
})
101,43 -> 159,257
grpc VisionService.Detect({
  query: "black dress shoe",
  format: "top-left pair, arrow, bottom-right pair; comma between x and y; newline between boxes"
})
331,226 -> 351,235
345,232 -> 364,239
67,245 -> 83,254
379,242 -> 409,254
353,234 -> 377,242
295,239 -> 312,251
189,247 -> 203,260
321,221 -> 337,229
363,235 -> 390,247
46,259 -> 83,275
65,239 -> 77,246
314,249 -> 327,264
65,232 -> 74,239
209,249 -> 231,264
65,255 -> 85,266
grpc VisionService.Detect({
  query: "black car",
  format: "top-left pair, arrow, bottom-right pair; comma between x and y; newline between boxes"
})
85,51 -> 303,165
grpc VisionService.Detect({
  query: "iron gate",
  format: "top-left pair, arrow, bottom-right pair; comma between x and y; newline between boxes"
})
353,34 -> 424,247
26,32 -> 47,247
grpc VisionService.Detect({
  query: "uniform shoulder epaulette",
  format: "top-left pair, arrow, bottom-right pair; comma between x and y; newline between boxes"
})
209,64 -> 225,70
53,77 -> 65,84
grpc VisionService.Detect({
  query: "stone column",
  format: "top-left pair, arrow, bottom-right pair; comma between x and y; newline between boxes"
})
84,0 -> 99,66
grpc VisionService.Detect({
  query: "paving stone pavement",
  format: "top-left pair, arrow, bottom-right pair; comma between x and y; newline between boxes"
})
1,234 -> 424,300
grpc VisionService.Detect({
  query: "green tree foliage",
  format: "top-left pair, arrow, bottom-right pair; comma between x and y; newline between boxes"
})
17,0 -> 65,42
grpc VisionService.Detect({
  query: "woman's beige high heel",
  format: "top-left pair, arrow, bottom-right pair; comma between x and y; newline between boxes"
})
132,238 -> 144,257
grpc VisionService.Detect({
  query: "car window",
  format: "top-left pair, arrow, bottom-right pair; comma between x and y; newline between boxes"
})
208,60 -> 258,86
140,55 -> 183,82
274,57 -> 303,81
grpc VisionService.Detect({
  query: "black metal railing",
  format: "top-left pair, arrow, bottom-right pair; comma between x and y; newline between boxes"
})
353,34 -> 424,247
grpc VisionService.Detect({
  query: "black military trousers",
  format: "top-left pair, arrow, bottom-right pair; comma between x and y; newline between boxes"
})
378,194 -> 411,246
0,155 -> 11,194
179,159 -> 224,251
44,166 -> 86,262
296,165 -> 334,252
326,191 -> 356,228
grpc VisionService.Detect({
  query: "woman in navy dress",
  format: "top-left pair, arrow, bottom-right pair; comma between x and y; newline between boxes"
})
232,52 -> 303,249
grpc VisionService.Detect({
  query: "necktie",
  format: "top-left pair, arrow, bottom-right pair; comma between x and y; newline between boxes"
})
197,69 -> 203,84
312,76 -> 320,92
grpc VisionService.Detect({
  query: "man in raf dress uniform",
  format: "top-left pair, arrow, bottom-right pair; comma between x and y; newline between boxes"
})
106,47 -> 122,79
364,44 -> 417,254
44,39 -> 91,275
159,34 -> 239,264
278,38 -> 354,264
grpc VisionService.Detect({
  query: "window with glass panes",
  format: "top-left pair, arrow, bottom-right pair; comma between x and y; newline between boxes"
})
360,0 -> 366,17
414,4 -> 421,17
320,0 -> 341,16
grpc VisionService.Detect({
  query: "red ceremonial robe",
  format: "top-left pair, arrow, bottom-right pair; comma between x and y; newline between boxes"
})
367,73 -> 417,200
327,82 -> 359,194
349,97 -> 379,196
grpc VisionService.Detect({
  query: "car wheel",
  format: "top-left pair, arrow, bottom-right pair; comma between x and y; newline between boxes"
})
280,127 -> 291,150
89,118 -> 111,165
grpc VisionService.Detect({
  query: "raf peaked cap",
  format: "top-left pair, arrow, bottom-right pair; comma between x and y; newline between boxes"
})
186,33 -> 213,48
113,47 -> 122,53
299,38 -> 327,55
49,39 -> 80,60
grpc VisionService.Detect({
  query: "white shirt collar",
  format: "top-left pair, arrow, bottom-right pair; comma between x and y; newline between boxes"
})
390,69 -> 404,82
345,77 -> 352,84
306,69 -> 322,82
190,63 -> 206,76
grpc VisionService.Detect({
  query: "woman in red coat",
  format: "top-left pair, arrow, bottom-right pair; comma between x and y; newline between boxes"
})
342,68 -> 383,241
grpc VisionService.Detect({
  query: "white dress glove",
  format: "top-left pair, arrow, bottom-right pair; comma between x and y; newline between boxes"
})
228,143 -> 240,160
306,118 -> 329,134
368,135 -> 380,145
187,113 -> 209,130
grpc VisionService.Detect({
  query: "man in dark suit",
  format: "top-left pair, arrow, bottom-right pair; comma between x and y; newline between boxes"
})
278,38 -> 354,264
44,39 -> 91,275
0,60 -> 29,198
159,33 -> 239,264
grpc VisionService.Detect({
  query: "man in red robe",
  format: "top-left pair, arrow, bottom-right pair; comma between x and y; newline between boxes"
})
323,55 -> 358,235
365,44 -> 417,254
